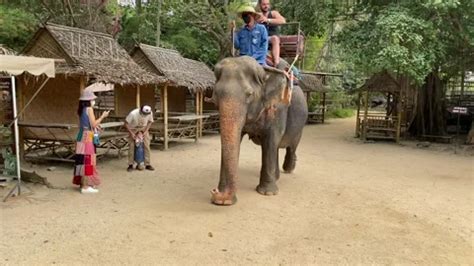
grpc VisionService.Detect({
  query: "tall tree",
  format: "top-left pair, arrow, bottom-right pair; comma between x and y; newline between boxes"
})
334,0 -> 474,135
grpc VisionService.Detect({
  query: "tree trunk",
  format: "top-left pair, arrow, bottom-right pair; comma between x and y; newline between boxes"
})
410,71 -> 446,136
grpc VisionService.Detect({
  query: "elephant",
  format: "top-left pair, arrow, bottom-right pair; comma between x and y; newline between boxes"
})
209,56 -> 308,205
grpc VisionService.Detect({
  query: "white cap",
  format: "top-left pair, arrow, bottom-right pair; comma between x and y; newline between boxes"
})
141,105 -> 152,115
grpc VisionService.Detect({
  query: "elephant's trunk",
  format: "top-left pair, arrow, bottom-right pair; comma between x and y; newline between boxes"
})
212,98 -> 246,205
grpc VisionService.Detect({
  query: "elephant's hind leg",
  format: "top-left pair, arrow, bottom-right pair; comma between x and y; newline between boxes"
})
283,146 -> 297,173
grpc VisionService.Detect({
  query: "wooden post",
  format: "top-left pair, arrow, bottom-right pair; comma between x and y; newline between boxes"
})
362,91 -> 369,141
136,85 -> 141,108
79,76 -> 86,93
355,91 -> 361,137
114,85 -> 120,116
321,92 -> 326,124
199,90 -> 204,137
200,91 -> 203,137
162,84 -> 168,150
396,87 -> 403,143
18,76 -> 26,159
195,91 -> 199,141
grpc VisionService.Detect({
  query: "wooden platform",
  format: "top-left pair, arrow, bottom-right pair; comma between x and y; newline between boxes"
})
19,121 -> 128,162
307,106 -> 325,124
356,111 -> 400,142
150,112 -> 210,142
202,111 -> 219,134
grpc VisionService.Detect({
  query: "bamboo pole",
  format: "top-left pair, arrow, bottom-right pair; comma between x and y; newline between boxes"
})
362,91 -> 369,141
114,86 -> 120,116
199,90 -> 203,137
396,91 -> 402,143
355,91 -> 361,137
195,91 -> 199,141
136,85 -> 141,108
322,92 -> 326,124
162,84 -> 168,150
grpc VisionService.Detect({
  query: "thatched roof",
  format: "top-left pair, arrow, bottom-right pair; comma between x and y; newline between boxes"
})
359,70 -> 401,93
130,43 -> 215,93
0,45 -> 16,55
299,72 -> 325,92
21,23 -> 167,85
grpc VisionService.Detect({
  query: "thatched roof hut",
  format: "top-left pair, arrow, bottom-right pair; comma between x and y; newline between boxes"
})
18,23 -> 167,124
300,73 -> 325,92
22,23 -> 166,85
130,43 -> 214,93
359,70 -> 400,93
130,44 -> 215,149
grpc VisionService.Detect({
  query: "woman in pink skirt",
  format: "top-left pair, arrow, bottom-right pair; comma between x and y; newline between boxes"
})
73,87 -> 109,193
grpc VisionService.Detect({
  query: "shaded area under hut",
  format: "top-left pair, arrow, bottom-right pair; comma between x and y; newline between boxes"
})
130,44 -> 215,150
299,71 -> 327,124
18,23 -> 166,162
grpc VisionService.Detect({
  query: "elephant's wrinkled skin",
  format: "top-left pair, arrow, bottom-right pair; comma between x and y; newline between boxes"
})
210,56 -> 308,205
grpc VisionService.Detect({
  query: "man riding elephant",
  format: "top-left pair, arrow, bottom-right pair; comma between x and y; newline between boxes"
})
232,6 -> 269,66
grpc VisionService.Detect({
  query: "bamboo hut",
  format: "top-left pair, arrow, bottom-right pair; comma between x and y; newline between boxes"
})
130,44 -> 215,149
355,70 -> 416,143
18,23 -> 167,161
300,72 -> 327,124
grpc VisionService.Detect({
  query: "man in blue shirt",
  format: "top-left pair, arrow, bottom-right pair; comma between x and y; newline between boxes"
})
233,6 -> 269,66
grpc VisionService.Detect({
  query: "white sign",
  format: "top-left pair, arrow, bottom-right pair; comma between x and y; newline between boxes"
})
452,107 -> 468,114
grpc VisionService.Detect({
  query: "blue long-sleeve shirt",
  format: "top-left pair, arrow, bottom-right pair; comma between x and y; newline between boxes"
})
234,23 -> 268,66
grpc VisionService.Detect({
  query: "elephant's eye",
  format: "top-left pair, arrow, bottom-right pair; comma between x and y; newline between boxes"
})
245,88 -> 253,96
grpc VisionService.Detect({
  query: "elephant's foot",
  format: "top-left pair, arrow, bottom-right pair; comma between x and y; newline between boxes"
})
283,154 -> 296,173
210,188 -> 237,206
256,183 -> 279,196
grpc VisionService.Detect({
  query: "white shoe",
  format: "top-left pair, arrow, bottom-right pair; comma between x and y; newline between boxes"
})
81,187 -> 99,194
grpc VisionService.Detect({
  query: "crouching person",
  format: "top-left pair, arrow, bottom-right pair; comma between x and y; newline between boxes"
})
125,105 -> 155,171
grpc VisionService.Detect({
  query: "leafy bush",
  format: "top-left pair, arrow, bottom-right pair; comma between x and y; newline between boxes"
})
0,5 -> 37,51
327,108 -> 354,118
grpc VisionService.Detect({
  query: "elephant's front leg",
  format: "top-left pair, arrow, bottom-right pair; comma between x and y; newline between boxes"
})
256,133 -> 280,196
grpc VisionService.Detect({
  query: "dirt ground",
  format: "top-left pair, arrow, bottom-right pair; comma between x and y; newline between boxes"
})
1,118 -> 472,265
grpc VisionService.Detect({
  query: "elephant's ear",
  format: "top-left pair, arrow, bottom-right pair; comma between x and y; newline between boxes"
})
214,60 -> 224,82
261,67 -> 291,108
253,63 -> 267,87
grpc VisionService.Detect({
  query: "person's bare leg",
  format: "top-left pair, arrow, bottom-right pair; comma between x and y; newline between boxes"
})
271,36 -> 280,66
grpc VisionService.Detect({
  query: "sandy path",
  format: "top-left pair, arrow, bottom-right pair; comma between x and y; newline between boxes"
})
1,118 -> 472,265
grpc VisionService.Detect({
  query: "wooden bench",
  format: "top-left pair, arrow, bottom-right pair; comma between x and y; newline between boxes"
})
202,111 -> 220,134
150,113 -> 210,142
356,112 -> 399,141
19,121 -> 128,162
280,33 -> 305,59
307,106 -> 326,124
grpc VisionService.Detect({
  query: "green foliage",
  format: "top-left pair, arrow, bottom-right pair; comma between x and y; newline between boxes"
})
327,108 -> 354,118
335,1 -> 474,83
307,93 -> 321,112
302,35 -> 326,71
0,5 -> 37,51
337,6 -> 438,83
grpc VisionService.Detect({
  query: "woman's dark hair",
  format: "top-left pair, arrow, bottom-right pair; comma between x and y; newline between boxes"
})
77,100 -> 91,116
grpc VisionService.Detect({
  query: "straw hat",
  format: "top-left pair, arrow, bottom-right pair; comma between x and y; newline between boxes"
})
237,5 -> 261,18
79,87 -> 97,101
